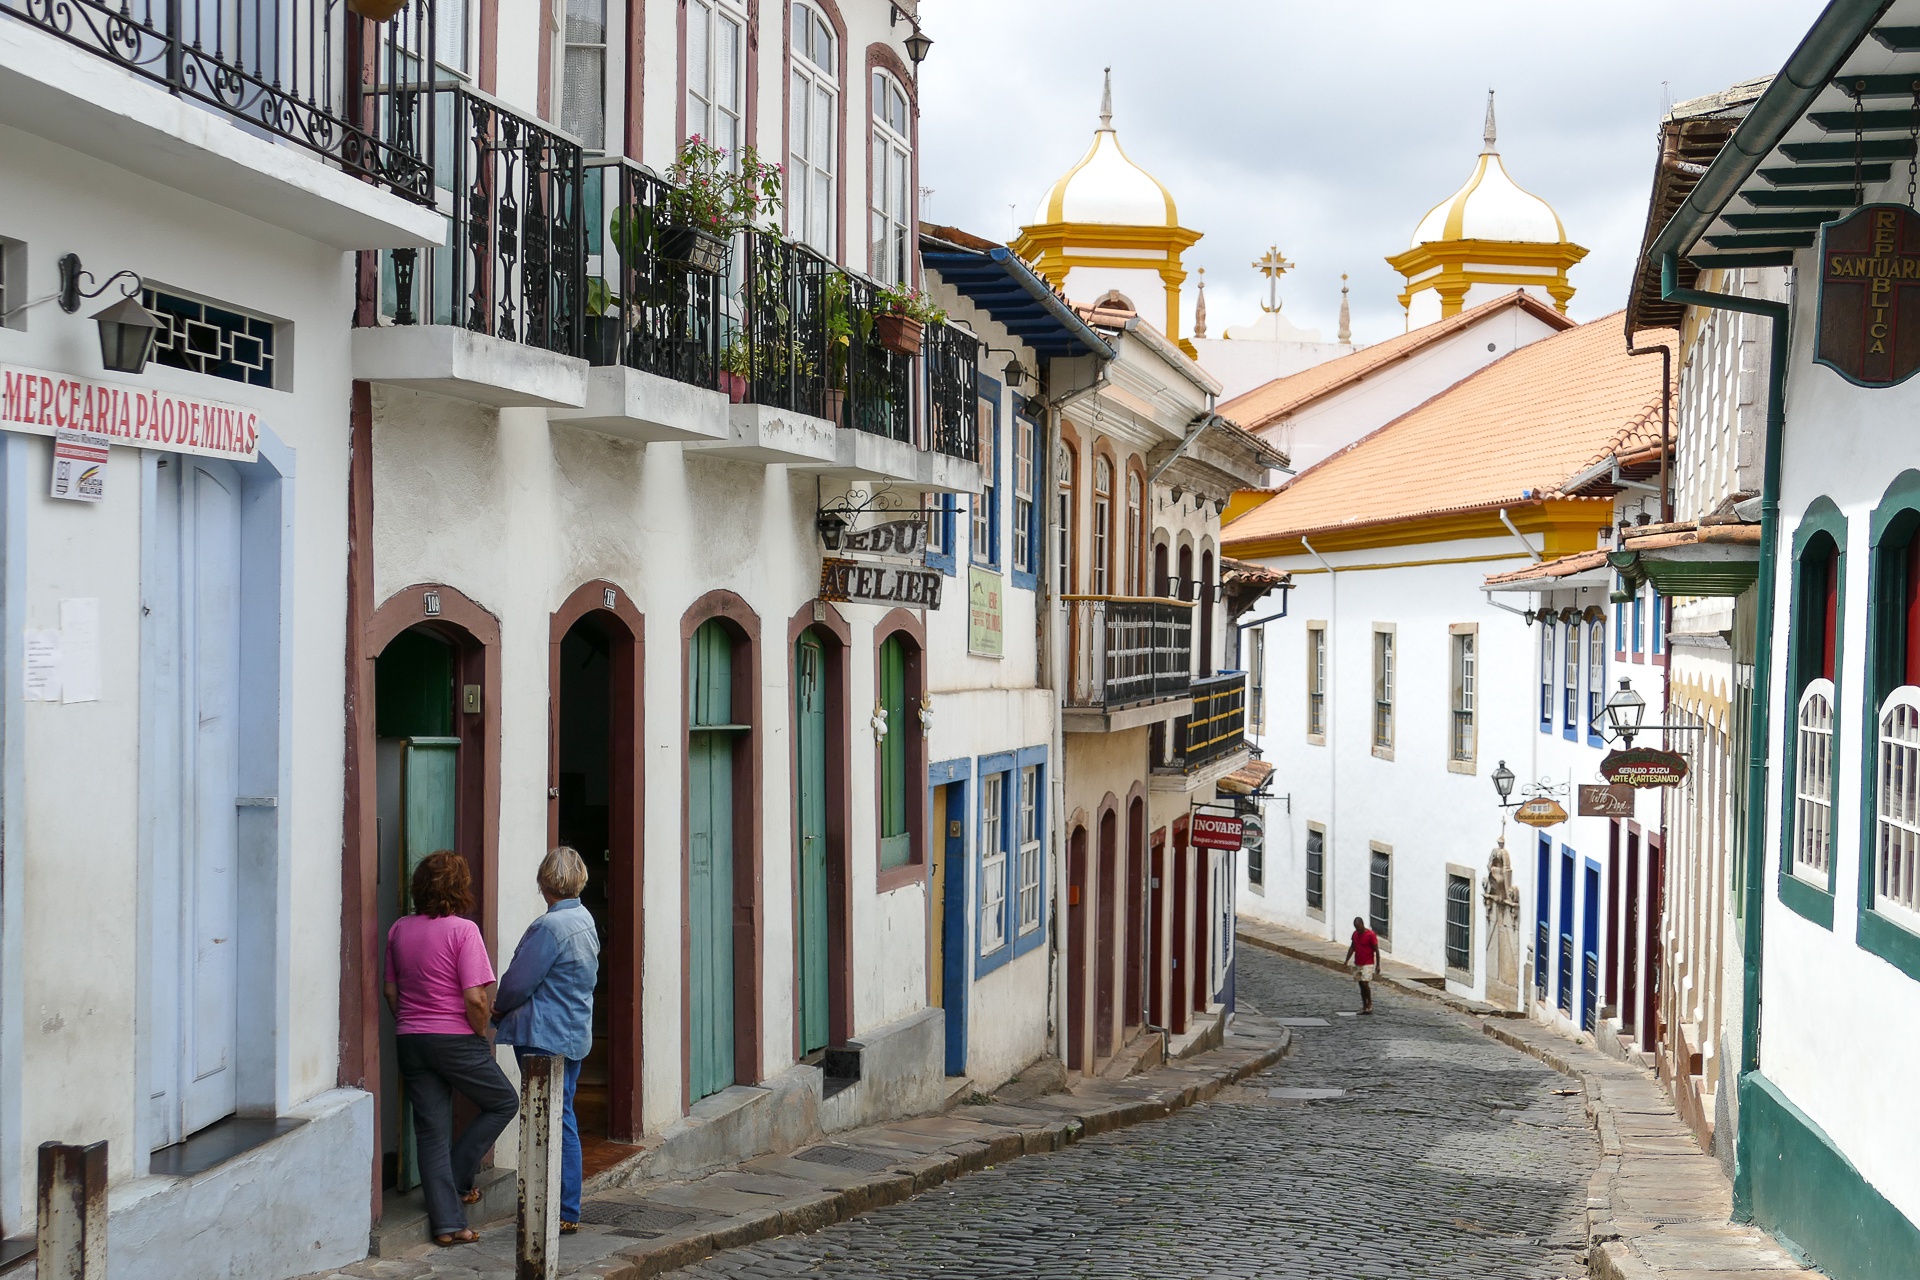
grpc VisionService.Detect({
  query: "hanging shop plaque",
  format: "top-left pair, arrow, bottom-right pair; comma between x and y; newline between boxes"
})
1577,784 -> 1636,818
818,557 -> 943,609
838,517 -> 928,558
1513,798 -> 1569,829
967,567 -> 1003,656
1600,747 -> 1689,788
1189,812 -> 1245,850
1816,203 -> 1920,388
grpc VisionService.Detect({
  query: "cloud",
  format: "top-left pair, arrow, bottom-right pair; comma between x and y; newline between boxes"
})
916,0 -> 1824,345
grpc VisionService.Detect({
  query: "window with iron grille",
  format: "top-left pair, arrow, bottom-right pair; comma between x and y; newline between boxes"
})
1368,846 -> 1391,941
143,288 -> 278,389
1372,628 -> 1395,754
1450,628 -> 1475,763
1307,625 -> 1327,742
1305,825 -> 1324,912
1445,873 -> 1472,975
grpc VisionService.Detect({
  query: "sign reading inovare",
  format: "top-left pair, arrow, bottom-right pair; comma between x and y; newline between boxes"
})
1,364 -> 261,462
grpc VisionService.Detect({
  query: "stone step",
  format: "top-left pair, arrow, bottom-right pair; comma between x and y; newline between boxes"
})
371,1164 -> 516,1257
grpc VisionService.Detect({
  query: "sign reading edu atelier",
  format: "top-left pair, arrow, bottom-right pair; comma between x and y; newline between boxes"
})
1817,204 -> 1920,387
1,364 -> 261,462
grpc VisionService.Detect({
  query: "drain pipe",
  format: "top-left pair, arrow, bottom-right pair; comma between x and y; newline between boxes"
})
1626,337 -> 1674,523
1661,250 -> 1787,1222
1497,508 -> 1542,561
1301,536 -> 1336,941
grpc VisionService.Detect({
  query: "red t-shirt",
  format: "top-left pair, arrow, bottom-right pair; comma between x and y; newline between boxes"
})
1351,928 -> 1379,967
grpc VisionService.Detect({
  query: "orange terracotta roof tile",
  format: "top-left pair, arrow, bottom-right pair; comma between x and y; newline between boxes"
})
1222,314 -> 1674,551
1484,548 -> 1610,586
1216,291 -> 1576,431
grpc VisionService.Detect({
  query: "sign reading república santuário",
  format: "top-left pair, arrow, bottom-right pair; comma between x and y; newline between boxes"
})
1817,203 -> 1920,388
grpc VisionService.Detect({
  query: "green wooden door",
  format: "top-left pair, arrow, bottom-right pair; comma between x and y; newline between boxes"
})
878,637 -> 910,871
398,735 -> 460,1190
795,634 -> 829,1054
689,622 -> 737,1101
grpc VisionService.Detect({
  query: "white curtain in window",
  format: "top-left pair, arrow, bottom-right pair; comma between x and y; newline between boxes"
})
561,0 -> 607,151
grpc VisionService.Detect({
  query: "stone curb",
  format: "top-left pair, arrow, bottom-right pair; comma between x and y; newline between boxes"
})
1236,927 -> 1521,1021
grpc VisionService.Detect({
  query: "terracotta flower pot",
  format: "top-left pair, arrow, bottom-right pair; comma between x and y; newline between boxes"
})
874,312 -> 924,357
348,0 -> 409,22
822,388 -> 846,426
720,372 -> 748,404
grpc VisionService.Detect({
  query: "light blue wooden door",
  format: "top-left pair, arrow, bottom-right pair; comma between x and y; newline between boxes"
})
397,735 -> 460,1190
689,621 -> 737,1101
795,634 -> 829,1055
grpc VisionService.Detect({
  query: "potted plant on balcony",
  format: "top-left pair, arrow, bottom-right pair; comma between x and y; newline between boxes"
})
872,283 -> 945,357
821,273 -> 852,426
348,0 -> 410,22
655,137 -> 785,275
719,330 -> 818,407
582,276 -> 623,367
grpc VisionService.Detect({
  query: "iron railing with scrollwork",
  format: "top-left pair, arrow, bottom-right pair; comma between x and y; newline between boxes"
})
923,318 -> 978,460
836,274 -> 910,442
1158,672 -> 1247,773
4,0 -> 437,203
374,82 -> 584,355
582,158 -> 722,387
1064,596 -> 1193,710
732,230 -> 829,417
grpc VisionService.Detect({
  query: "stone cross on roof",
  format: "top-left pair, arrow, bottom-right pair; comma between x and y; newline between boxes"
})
1254,246 -> 1295,314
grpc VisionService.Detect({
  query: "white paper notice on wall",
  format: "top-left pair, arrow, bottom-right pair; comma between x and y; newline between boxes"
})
23,630 -> 60,702
58,598 -> 99,703
48,427 -> 109,503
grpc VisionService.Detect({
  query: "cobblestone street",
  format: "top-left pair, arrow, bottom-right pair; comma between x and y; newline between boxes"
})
664,949 -> 1598,1279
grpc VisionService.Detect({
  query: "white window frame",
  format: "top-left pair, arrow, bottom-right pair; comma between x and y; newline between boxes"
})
1016,765 -> 1041,935
1012,414 -> 1035,575
1247,627 -> 1266,735
1091,457 -> 1113,595
1794,678 -> 1835,884
1874,686 -> 1920,928
560,0 -> 610,151
869,69 -> 912,285
686,0 -> 747,160
1562,618 -> 1579,731
1540,623 -> 1554,726
1056,442 -> 1074,593
788,1 -> 838,256
1126,472 -> 1142,595
1307,623 -> 1327,745
980,772 -> 1008,955
1449,624 -> 1476,770
1587,616 -> 1607,736
1372,624 -> 1395,758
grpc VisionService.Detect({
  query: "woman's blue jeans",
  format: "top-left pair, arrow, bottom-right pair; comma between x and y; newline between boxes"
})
513,1048 -> 585,1222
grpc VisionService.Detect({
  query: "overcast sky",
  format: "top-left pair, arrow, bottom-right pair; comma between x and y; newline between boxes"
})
915,0 -> 1825,346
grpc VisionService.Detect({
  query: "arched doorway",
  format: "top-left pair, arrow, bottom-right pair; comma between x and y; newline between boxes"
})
1170,820 -> 1190,1036
1125,797 -> 1146,1031
1148,828 -> 1167,1027
1153,543 -> 1169,598
682,593 -> 762,1107
549,582 -> 644,1148
1095,807 -> 1118,1060
1066,824 -> 1089,1071
1192,848 -> 1212,1014
1198,549 -> 1215,676
792,613 -> 853,1056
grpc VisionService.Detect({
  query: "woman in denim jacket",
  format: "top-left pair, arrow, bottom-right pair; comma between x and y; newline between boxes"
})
494,846 -> 601,1231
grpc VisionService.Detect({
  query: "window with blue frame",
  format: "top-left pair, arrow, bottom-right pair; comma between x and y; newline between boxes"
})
924,494 -> 955,575
1011,413 -> 1039,589
977,769 -> 1010,958
1586,616 -> 1606,743
1650,589 -> 1665,659
971,380 -> 1001,568
977,747 -> 1046,975
1614,597 -> 1627,658
1539,624 -> 1554,730
1631,588 -> 1645,658
1562,619 -> 1579,735
1015,759 -> 1045,948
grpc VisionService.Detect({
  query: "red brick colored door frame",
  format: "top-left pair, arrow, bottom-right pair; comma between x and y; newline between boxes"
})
1094,801 -> 1119,1061
1147,827 -> 1167,1027
873,609 -> 928,894
1192,847 -> 1211,1013
788,602 -> 855,1051
1169,817 -> 1190,1036
1124,794 -> 1146,1030
680,590 -> 765,1108
1066,824 -> 1089,1072
549,580 -> 646,1141
1642,831 -> 1664,1054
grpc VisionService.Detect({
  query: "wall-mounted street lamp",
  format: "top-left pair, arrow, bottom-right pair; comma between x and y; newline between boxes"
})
1003,359 -> 1028,389
1492,759 -> 1516,807
59,254 -> 161,375
815,510 -> 850,551
1603,677 -> 1648,746
889,4 -> 933,67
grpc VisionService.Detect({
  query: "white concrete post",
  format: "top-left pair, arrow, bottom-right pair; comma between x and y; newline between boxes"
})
36,1141 -> 106,1280
516,1053 -> 563,1280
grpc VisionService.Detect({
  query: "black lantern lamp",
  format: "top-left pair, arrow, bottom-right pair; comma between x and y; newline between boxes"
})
1003,358 -> 1027,389
1604,677 -> 1646,745
903,28 -> 933,65
816,510 -> 850,551
58,253 -> 160,375
1492,759 -> 1516,807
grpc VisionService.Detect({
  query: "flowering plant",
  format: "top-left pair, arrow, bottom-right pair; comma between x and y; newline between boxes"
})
875,283 -> 946,326
663,136 -> 785,234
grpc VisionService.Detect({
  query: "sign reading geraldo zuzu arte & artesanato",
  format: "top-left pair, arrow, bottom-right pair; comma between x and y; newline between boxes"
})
1817,203 -> 1920,388
818,557 -> 944,609
1600,747 -> 1689,788
1,364 -> 261,462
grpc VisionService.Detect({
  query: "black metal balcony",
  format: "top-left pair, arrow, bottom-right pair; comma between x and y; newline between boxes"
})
582,159 -> 722,387
6,0 -> 437,203
1157,672 -> 1249,775
373,83 -> 584,355
838,274 -> 911,442
923,319 -> 979,461
1065,596 -> 1193,710
733,230 -> 831,416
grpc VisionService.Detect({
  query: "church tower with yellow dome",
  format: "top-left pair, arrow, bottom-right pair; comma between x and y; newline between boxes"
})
1386,92 -> 1588,328
1013,71 -> 1203,355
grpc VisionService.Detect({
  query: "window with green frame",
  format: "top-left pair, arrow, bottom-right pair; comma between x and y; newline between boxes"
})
1780,499 -> 1844,929
1862,471 -> 1920,981
879,634 -> 912,870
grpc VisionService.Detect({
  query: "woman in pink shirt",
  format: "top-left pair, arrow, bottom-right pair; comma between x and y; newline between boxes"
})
385,851 -> 518,1246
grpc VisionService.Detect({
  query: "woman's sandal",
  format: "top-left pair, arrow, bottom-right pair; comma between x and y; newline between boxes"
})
560,1221 -> 580,1235
433,1229 -> 480,1246
460,1188 -> 483,1205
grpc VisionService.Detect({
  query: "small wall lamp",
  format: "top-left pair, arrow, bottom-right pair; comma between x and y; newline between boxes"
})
59,254 -> 161,375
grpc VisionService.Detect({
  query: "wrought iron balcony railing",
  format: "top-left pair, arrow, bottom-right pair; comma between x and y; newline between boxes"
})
582,159 -> 722,388
6,0 -> 438,203
923,318 -> 979,461
730,230 -> 830,416
839,274 -> 911,442
1157,672 -> 1248,774
373,82 -> 584,354
1064,596 -> 1193,711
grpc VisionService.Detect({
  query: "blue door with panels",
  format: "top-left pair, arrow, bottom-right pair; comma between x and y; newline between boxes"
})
1581,860 -> 1602,1032
1535,836 -> 1551,1002
1557,847 -> 1575,1015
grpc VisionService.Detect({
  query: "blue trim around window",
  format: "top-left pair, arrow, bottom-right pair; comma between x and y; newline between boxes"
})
925,495 -> 956,576
971,374 -> 1003,570
1562,621 -> 1579,741
1651,589 -> 1665,657
1614,598 -> 1627,659
1631,589 -> 1645,658
1540,625 -> 1554,733
1586,619 -> 1606,747
974,749 -> 1017,976
1011,412 -> 1040,592
1011,745 -> 1048,959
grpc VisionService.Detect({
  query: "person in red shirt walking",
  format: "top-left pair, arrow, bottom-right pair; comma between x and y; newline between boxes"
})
1344,916 -> 1380,1014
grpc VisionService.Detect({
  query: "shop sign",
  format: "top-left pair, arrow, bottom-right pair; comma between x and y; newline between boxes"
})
1240,813 -> 1265,855
1600,747 -> 1689,788
1577,784 -> 1636,818
49,427 -> 108,502
1,364 -> 259,462
839,518 -> 927,558
1514,798 -> 1569,828
967,566 -> 1002,656
1816,204 -> 1920,388
818,557 -> 943,609
1190,812 -> 1244,850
